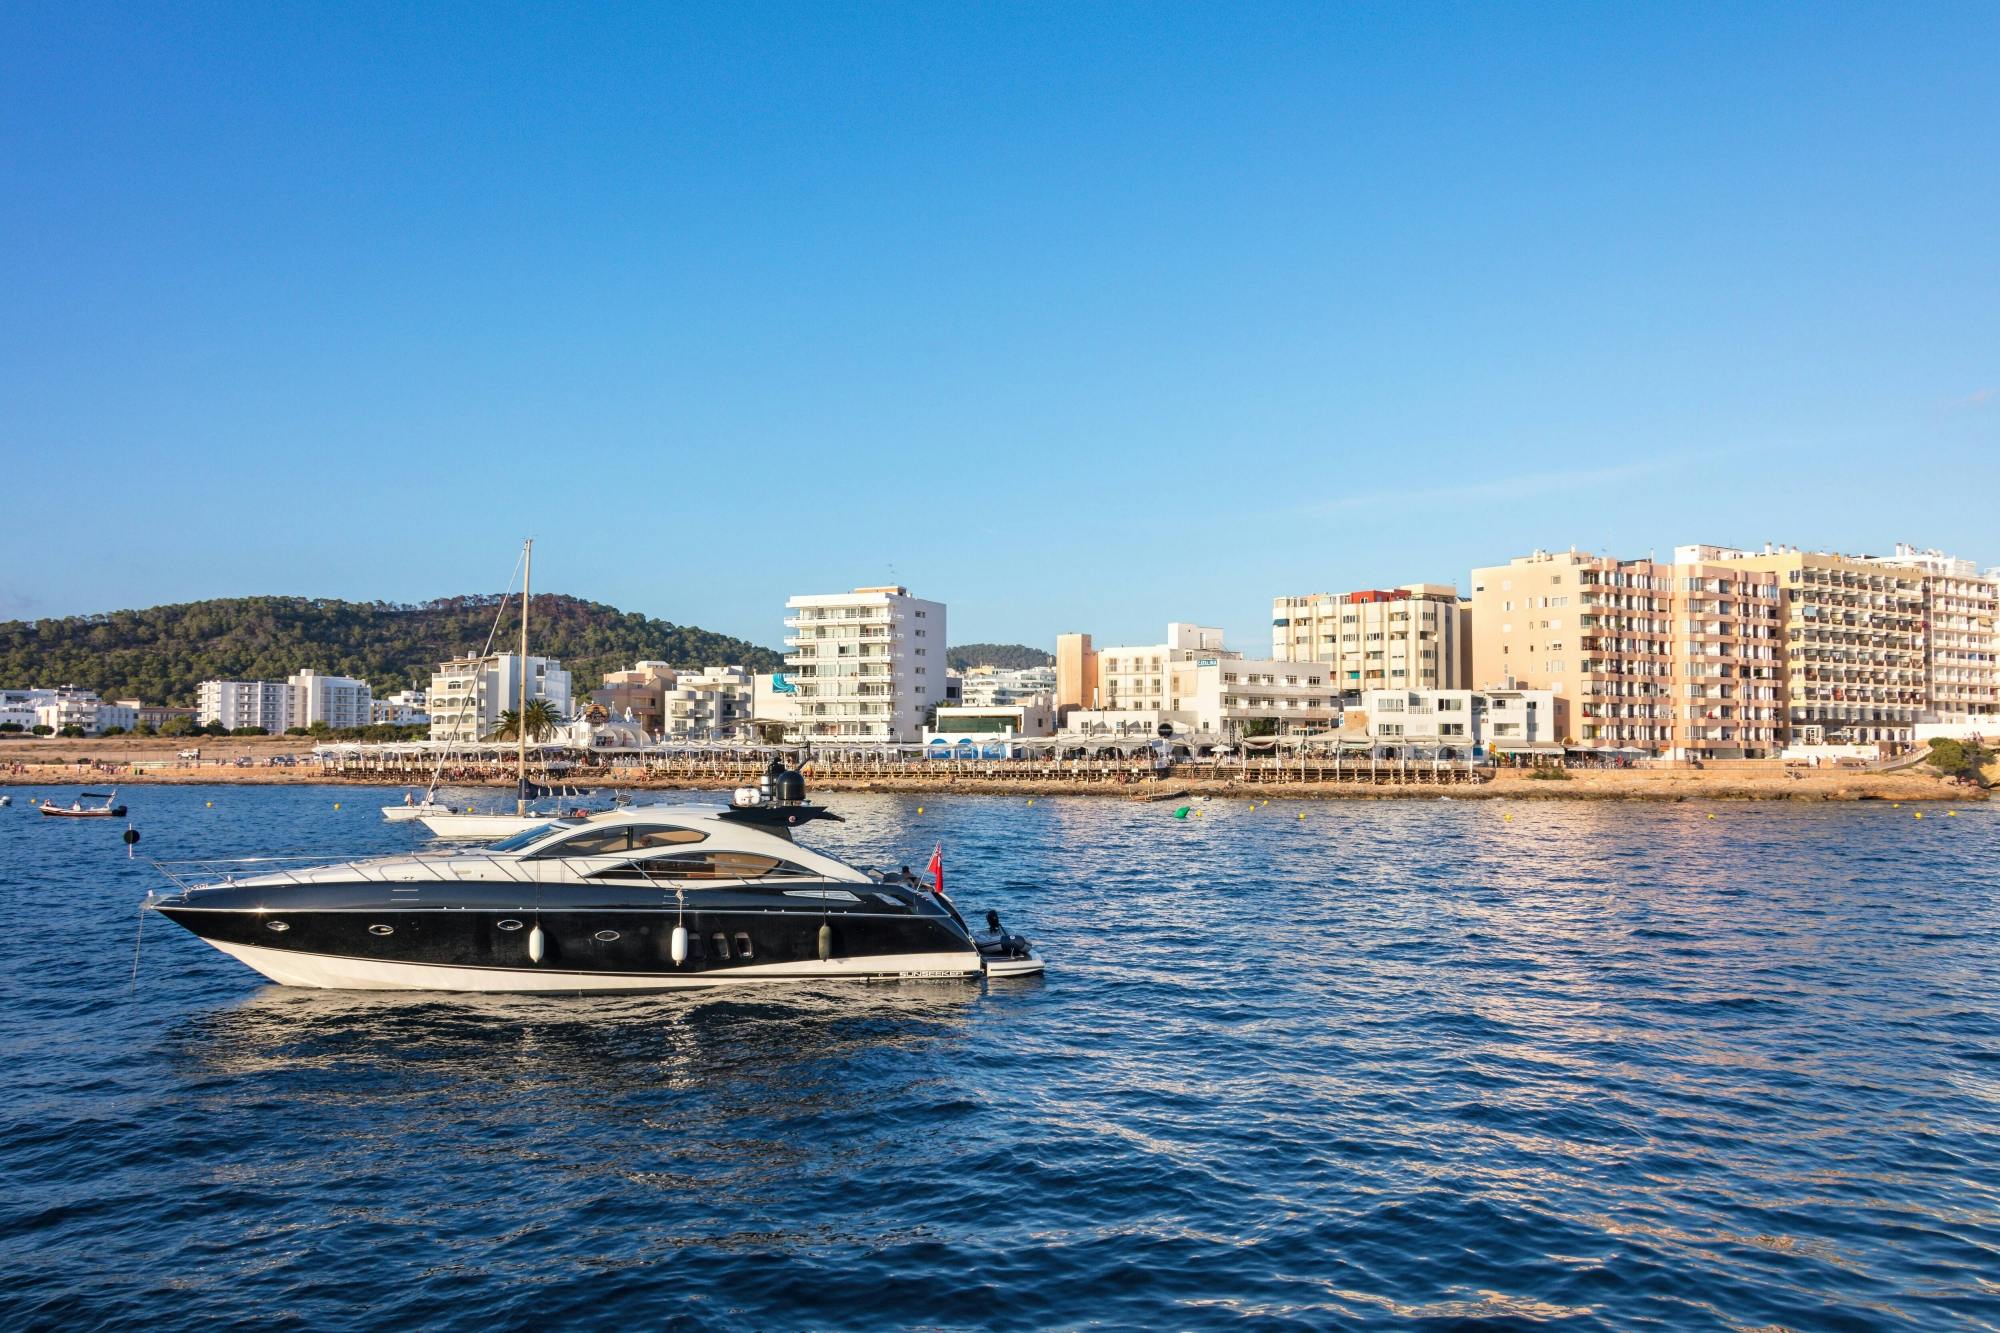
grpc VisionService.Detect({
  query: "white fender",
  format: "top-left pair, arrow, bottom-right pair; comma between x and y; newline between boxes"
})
670,925 -> 688,964
527,924 -> 545,963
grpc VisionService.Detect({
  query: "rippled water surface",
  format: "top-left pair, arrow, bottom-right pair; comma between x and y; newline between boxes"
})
2,784 -> 1998,1329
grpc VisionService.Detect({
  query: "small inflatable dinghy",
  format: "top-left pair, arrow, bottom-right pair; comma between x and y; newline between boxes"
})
974,910 -> 1045,979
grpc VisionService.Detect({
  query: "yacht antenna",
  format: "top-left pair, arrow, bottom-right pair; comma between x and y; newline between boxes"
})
517,537 -> 532,817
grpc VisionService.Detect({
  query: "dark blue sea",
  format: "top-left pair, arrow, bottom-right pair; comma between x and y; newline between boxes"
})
2,784 -> 1997,1330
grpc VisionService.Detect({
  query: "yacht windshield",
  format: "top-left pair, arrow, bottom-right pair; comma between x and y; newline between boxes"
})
484,822 -> 575,853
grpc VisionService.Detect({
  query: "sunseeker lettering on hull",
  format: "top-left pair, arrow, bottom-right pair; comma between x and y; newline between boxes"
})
145,789 -> 1044,992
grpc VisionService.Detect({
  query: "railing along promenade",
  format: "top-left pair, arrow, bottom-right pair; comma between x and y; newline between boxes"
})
307,743 -> 1491,789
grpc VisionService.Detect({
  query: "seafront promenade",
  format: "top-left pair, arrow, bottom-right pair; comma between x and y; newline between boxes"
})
2,736 -> 1985,802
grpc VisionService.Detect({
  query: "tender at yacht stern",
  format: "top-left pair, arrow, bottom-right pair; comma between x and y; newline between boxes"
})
973,910 -> 1044,979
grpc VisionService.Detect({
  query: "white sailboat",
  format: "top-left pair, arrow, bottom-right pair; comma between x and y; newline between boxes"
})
418,539 -> 568,841
381,790 -> 447,823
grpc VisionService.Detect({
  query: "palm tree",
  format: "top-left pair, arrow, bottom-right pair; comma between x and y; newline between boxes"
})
487,698 -> 566,742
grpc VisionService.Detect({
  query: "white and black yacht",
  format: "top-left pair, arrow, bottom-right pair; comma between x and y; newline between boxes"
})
146,773 -> 1042,992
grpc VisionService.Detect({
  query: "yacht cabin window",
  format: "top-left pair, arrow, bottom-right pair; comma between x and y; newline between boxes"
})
486,823 -> 573,852
590,851 -> 813,881
531,824 -> 709,858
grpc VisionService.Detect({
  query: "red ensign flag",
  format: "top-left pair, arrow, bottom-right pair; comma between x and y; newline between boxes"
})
925,842 -> 944,897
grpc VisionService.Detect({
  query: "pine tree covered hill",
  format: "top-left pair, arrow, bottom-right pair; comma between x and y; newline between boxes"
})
0,595 -> 784,706
947,643 -> 1054,671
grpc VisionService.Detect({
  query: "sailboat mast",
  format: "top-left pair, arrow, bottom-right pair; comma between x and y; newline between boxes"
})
517,538 -> 532,816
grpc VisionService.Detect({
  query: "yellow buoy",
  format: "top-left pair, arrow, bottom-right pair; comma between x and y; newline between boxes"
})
333,802 -> 340,810
1914,811 -> 1923,819
1707,813 -> 1715,820
1504,814 -> 1513,821
1948,810 -> 1958,816
917,806 -> 924,814
205,801 -> 212,808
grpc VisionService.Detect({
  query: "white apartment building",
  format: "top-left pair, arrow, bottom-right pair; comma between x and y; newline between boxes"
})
0,691 -> 42,731
427,654 -> 574,743
1067,624 -> 1340,737
85,699 -> 138,734
783,586 -> 947,741
196,671 -> 374,733
1093,623 -> 1226,713
370,690 -> 431,726
958,665 -> 1058,708
198,679 -> 299,732
1363,688 -> 1563,754
1272,584 -> 1472,695
290,670 -> 373,730
1861,544 -> 1999,726
0,687 -> 136,735
662,665 -> 757,740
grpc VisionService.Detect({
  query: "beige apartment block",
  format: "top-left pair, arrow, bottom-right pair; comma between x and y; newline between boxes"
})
1470,550 -> 1783,758
1270,584 -> 1470,695
1683,545 -> 1925,747
1054,632 -> 1100,717
593,661 -> 678,733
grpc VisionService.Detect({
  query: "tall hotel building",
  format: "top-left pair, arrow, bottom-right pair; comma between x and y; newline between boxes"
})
1859,545 -> 1998,726
1689,545 -> 1926,747
1270,584 -> 1470,696
783,586 -> 947,741
1469,550 -> 1783,758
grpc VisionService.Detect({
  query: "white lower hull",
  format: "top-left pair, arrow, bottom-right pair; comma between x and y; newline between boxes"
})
416,812 -> 550,839
206,938 -> 986,992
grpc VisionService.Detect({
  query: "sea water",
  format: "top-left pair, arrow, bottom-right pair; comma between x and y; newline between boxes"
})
1,785 -> 1996,1329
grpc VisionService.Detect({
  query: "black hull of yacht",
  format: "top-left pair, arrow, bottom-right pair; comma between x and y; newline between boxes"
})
155,897 -> 983,991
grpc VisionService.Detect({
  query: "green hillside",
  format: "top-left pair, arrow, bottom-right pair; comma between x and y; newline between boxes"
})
948,643 -> 1054,671
0,595 -> 783,706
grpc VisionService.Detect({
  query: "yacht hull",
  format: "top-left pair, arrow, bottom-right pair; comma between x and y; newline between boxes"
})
417,812 -> 551,839
155,901 -> 985,992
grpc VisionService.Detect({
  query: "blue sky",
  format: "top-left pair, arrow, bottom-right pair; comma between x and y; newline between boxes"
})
3,3 -> 1994,653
